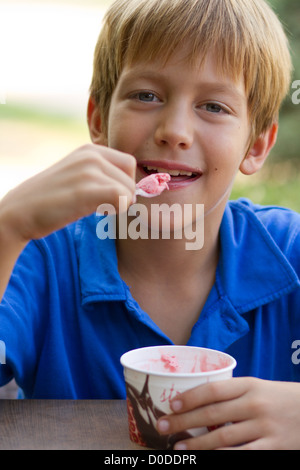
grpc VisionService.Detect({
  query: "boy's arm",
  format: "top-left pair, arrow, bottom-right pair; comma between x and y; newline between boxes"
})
0,143 -> 136,301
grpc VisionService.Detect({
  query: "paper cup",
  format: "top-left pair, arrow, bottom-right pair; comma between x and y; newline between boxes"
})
120,345 -> 236,449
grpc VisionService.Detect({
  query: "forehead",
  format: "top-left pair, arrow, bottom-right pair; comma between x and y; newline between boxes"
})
119,45 -> 247,100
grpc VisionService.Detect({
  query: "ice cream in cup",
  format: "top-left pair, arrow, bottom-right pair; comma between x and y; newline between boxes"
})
120,345 -> 237,449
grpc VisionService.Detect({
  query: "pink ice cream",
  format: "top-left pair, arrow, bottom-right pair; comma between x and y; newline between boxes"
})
136,173 -> 171,196
135,351 -> 232,374
161,354 -> 179,372
154,353 -> 230,373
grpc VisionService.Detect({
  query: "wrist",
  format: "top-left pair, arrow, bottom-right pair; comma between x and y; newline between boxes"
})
0,200 -> 28,251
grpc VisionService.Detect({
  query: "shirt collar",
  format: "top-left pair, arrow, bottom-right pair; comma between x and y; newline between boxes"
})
75,214 -> 127,305
76,202 -> 300,310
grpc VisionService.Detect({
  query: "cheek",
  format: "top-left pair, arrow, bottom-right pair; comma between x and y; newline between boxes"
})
107,108 -> 148,152
107,117 -> 129,150
205,127 -> 248,171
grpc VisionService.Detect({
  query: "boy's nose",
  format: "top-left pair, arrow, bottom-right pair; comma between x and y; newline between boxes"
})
154,103 -> 194,150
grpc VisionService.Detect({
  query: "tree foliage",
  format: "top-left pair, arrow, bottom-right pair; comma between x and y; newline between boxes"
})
268,0 -> 300,163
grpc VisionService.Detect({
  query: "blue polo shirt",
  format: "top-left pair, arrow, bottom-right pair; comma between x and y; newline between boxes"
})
1,198 -> 300,398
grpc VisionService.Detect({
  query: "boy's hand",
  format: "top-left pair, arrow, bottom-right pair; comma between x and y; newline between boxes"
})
157,377 -> 300,450
0,144 -> 136,243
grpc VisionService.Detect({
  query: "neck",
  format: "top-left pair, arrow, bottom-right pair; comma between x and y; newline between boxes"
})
116,201 -> 224,285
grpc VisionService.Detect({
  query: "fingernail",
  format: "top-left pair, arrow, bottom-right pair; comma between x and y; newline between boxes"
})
171,400 -> 182,412
174,442 -> 187,450
157,419 -> 170,433
131,194 -> 137,204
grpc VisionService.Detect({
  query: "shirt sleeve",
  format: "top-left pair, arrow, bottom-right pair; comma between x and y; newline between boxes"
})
0,240 -> 50,388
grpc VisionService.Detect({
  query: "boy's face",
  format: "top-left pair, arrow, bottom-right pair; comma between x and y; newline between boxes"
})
103,45 -> 266,215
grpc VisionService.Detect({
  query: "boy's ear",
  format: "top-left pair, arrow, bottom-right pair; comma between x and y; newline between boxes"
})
239,122 -> 278,175
87,96 -> 108,146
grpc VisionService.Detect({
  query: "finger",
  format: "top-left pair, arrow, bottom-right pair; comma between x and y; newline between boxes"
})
227,438 -> 274,451
92,144 -> 137,180
97,156 -> 136,194
96,179 -> 136,212
63,144 -> 136,192
76,145 -> 137,191
173,420 -> 261,451
158,395 -> 249,436
169,377 -> 253,414
61,146 -> 137,204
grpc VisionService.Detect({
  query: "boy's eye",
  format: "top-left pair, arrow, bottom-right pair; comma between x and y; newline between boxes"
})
134,92 -> 158,102
202,103 -> 225,113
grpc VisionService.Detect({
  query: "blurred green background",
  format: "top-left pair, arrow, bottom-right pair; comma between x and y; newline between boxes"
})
231,0 -> 300,211
1,0 -> 300,210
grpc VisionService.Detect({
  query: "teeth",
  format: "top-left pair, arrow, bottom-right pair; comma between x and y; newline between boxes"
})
145,166 -> 158,171
144,166 -> 193,176
164,169 -> 181,176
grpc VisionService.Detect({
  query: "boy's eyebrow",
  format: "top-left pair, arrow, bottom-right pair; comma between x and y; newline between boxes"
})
119,69 -> 168,87
198,82 -> 245,103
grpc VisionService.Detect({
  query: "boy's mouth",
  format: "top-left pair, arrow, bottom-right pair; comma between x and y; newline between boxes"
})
138,161 -> 202,188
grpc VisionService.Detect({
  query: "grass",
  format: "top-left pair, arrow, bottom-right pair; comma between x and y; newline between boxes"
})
0,103 -> 86,132
231,177 -> 300,212
231,162 -> 300,212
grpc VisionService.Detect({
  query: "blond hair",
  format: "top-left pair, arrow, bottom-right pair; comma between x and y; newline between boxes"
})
90,0 -> 292,144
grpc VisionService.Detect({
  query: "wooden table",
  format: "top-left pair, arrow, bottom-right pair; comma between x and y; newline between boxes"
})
0,399 -> 144,450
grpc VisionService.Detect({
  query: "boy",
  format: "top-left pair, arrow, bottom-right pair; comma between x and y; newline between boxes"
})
0,0 -> 300,449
